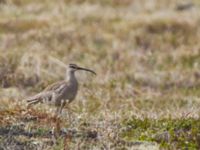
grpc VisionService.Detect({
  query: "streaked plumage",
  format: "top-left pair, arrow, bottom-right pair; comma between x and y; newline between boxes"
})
26,64 -> 96,115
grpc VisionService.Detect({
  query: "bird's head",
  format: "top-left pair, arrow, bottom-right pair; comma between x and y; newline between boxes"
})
68,64 -> 96,75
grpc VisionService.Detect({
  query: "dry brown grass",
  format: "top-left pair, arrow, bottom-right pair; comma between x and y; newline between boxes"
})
0,0 -> 200,149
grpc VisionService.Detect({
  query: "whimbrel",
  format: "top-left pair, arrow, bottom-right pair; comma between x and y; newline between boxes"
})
26,64 -> 96,116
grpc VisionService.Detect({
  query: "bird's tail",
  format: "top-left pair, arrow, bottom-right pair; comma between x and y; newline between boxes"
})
25,92 -> 53,108
26,93 -> 44,108
27,99 -> 41,107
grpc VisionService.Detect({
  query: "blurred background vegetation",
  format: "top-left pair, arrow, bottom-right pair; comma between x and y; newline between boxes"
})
0,0 -> 200,149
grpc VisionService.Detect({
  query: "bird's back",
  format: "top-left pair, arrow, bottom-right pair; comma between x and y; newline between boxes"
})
44,81 -> 67,92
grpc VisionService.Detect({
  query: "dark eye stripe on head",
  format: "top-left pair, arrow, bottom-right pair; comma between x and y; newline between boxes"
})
69,64 -> 78,68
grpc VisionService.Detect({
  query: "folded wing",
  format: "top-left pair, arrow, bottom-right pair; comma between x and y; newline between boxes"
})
26,91 -> 53,107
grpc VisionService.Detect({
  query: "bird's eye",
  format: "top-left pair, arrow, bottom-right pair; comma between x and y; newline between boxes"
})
69,64 -> 78,69
70,66 -> 77,69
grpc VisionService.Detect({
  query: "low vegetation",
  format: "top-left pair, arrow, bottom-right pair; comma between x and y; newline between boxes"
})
0,0 -> 200,149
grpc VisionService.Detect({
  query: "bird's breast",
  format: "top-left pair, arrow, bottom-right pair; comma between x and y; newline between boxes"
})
62,82 -> 78,102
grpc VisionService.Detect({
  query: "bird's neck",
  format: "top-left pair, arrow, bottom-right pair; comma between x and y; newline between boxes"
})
66,70 -> 77,84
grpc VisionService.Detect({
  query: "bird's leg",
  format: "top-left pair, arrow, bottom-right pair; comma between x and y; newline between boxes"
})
65,101 -> 72,123
52,100 -> 66,140
58,99 -> 66,116
53,107 -> 59,119
54,100 -> 65,118
68,107 -> 72,123
52,106 -> 62,141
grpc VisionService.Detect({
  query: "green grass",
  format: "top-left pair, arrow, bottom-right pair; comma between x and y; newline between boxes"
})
122,117 -> 200,149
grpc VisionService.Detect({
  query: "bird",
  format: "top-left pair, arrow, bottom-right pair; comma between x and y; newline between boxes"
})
26,63 -> 96,117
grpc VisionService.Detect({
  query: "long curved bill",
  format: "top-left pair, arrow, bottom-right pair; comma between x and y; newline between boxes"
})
78,67 -> 96,75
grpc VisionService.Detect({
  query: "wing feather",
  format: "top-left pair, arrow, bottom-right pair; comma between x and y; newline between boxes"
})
26,92 -> 52,102
44,81 -> 66,92
26,80 -> 68,107
26,91 -> 53,107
